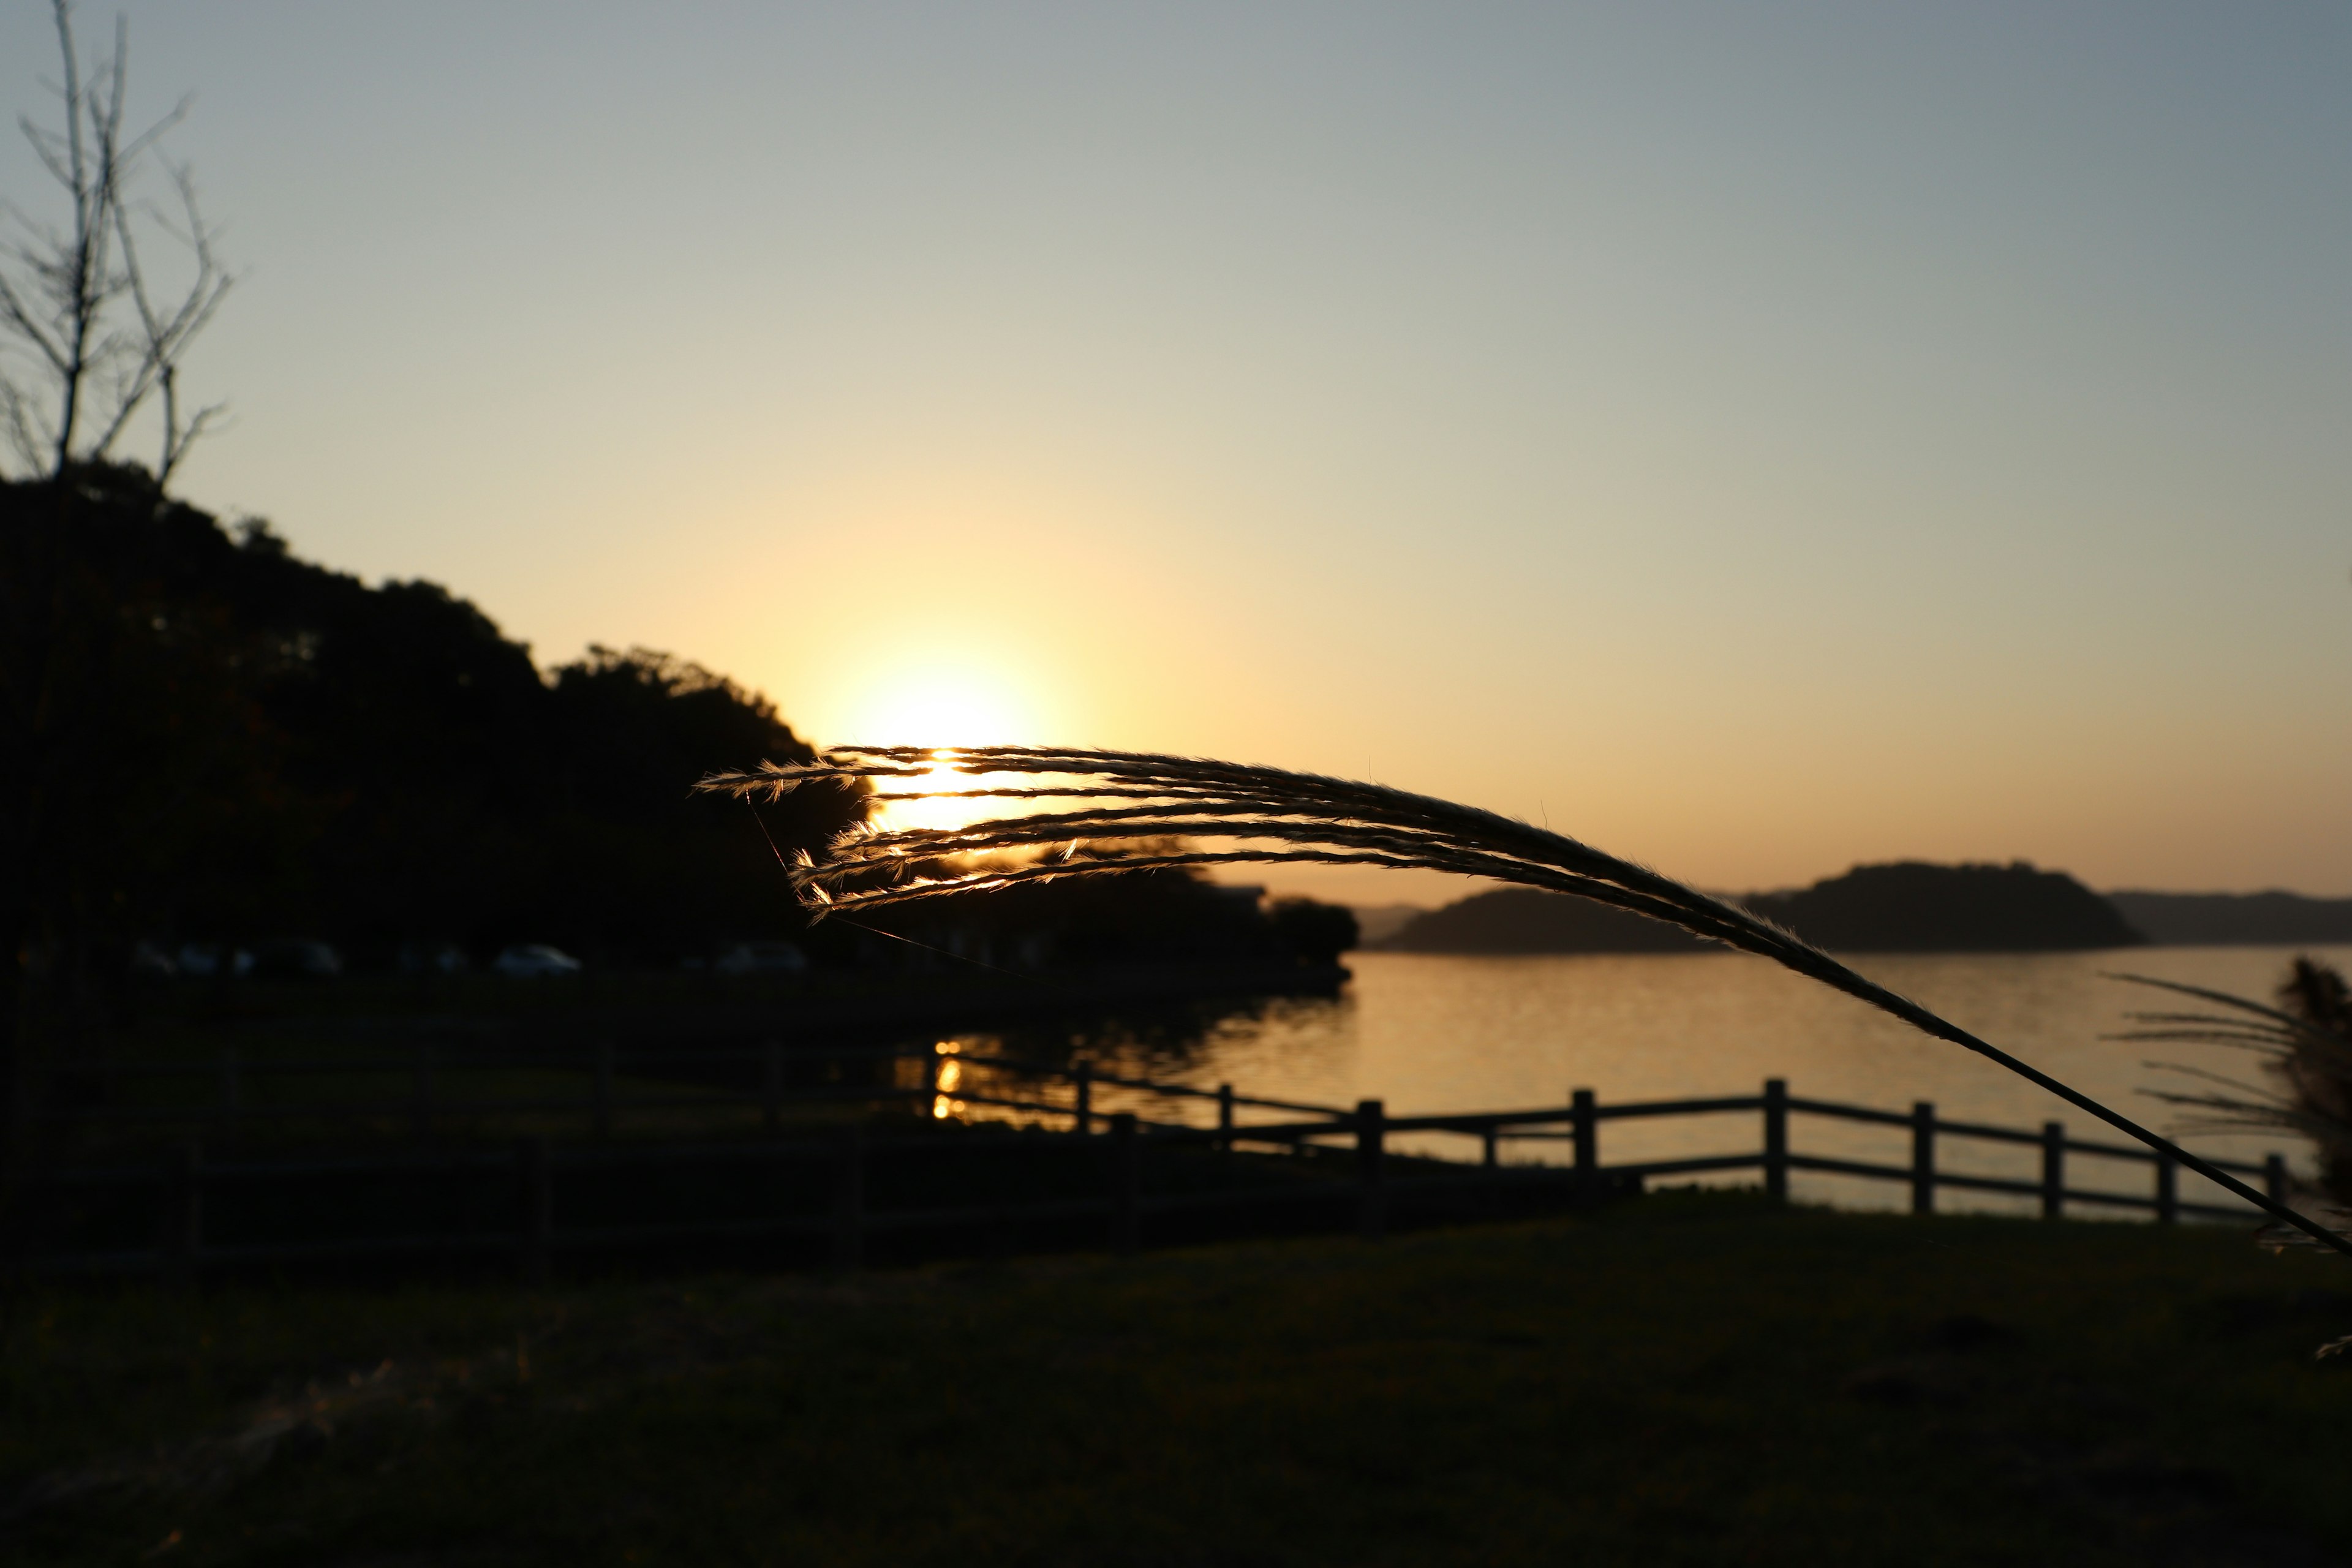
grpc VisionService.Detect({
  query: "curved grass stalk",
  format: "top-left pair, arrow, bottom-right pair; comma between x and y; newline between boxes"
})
702,745 -> 2352,1259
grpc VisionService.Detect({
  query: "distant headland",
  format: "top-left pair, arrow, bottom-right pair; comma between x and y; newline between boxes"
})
1371,861 -> 2307,956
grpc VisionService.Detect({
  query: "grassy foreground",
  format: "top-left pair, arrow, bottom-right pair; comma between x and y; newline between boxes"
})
4,1193 -> 2350,1567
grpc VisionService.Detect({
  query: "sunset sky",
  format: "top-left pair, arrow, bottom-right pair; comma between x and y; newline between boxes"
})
6,2 -> 2349,905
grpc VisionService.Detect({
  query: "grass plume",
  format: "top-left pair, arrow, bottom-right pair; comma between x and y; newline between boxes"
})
2120,960 -> 2352,1260
701,744 -> 2352,1260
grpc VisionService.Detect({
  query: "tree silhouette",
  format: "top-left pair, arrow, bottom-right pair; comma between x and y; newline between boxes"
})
1,465 -> 302,1170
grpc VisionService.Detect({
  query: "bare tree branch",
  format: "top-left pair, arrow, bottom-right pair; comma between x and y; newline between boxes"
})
101,159 -> 232,480
0,0 -> 233,486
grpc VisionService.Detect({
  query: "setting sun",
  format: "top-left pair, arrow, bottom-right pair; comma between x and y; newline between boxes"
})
844,663 -> 1039,833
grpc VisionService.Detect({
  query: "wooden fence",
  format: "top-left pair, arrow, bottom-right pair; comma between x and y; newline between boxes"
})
9,1042 -> 2298,1279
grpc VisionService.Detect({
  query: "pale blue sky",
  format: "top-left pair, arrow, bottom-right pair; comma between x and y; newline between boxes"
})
6,2 -> 2349,900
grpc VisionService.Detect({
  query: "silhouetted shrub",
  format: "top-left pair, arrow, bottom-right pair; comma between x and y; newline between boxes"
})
1268,897 -> 1359,965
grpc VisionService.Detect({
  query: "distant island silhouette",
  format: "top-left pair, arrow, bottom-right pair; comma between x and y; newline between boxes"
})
1379,861 -> 2147,956
1747,862 -> 2144,952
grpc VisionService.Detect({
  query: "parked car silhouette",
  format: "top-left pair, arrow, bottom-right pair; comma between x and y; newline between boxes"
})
175,943 -> 253,979
494,944 -> 582,978
714,940 -> 808,976
251,939 -> 344,979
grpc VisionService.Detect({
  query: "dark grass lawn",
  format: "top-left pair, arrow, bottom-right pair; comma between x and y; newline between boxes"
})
5,1191 -> 2350,1566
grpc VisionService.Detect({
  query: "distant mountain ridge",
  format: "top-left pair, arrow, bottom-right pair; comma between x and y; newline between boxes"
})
2105,891 -> 2352,947
1378,861 -> 2146,956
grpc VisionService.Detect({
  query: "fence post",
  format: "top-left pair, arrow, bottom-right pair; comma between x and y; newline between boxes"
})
1216,1083 -> 1234,1158
214,1049 -> 240,1144
1910,1101 -> 1935,1216
518,1136 -> 552,1285
1482,1123 -> 1499,1170
2040,1123 -> 2065,1220
1357,1099 -> 1386,1241
592,1041 -> 614,1140
832,1126 -> 865,1270
915,1043 -> 940,1113
1762,1079 -> 1789,1203
1110,1112 -> 1140,1256
763,1039 -> 783,1135
6,1047 -> 27,1156
161,1141 -> 202,1286
2265,1153 -> 2290,1205
1073,1061 -> 1093,1136
1572,1089 -> 1597,1201
2155,1152 -> 2179,1226
411,1046 -> 435,1144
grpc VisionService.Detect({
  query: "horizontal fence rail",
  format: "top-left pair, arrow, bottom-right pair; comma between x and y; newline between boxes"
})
6,1054 -> 2302,1278
32,1041 -> 1351,1142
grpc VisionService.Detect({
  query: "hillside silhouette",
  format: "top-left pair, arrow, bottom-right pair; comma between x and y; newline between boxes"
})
1383,861 -> 2146,956
2105,891 -> 2352,946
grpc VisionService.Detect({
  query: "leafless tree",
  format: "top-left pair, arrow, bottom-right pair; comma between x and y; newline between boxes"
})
0,0 -> 232,488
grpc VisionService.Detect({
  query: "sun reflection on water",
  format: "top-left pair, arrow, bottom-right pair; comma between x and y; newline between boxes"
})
932,1041 -> 964,1119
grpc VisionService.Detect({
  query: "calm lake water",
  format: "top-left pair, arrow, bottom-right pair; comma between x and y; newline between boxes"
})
949,944 -> 2351,1219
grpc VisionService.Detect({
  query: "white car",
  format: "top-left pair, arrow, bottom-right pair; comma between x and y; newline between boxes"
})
494,943 -> 582,978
